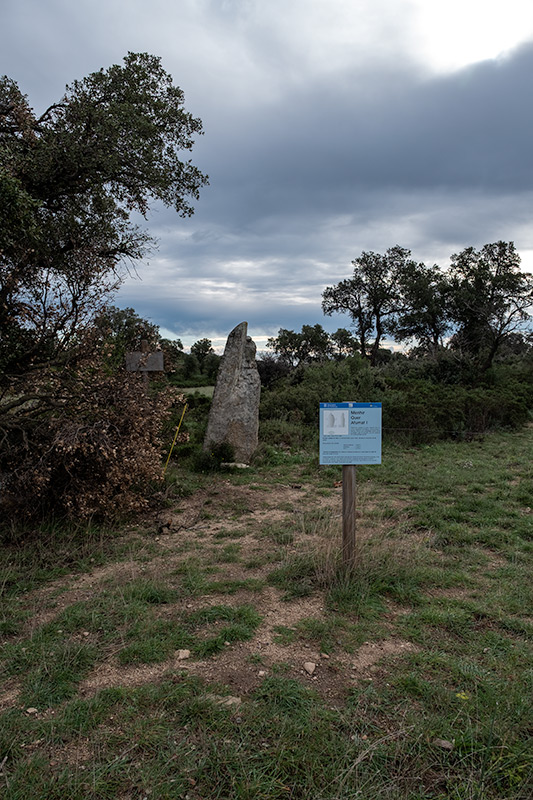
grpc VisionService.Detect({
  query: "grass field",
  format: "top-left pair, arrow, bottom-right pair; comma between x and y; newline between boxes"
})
0,426 -> 532,798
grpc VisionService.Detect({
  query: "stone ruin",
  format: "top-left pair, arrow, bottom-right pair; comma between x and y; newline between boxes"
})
203,321 -> 261,464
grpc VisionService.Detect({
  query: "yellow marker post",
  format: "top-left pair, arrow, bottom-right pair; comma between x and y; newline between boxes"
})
163,403 -> 188,475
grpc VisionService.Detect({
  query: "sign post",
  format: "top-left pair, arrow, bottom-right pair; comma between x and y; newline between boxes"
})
342,464 -> 357,569
319,402 -> 382,570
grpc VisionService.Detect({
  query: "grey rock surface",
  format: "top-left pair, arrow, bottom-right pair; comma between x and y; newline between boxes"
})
203,322 -> 261,464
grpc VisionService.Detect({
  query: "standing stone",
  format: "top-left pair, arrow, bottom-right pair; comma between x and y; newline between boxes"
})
203,322 -> 260,464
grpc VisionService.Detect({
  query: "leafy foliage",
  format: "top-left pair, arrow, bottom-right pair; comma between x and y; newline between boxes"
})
448,241 -> 533,369
1,368 -> 184,520
390,260 -> 451,352
0,52 -> 207,384
0,53 -> 206,521
256,353 -> 293,387
190,337 -> 214,367
260,357 -> 377,428
322,241 -> 533,370
322,246 -> 415,365
95,305 -> 184,373
266,324 -> 358,367
95,305 -> 162,369
259,354 -> 532,446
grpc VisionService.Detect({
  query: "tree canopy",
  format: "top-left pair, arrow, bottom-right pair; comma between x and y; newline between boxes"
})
322,246 -> 414,365
0,52 -> 208,385
190,338 -> 215,367
0,54 -> 207,521
267,324 -> 347,366
322,241 -> 533,370
447,241 -> 533,370
389,261 -> 451,354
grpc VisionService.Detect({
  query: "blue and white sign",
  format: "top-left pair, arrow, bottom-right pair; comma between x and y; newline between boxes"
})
319,402 -> 382,465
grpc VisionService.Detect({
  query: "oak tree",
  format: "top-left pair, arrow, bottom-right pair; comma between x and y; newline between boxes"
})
322,246 -> 413,365
447,241 -> 533,370
0,52 -> 207,386
391,261 -> 452,354
190,338 -> 215,370
267,324 -> 332,366
0,53 -> 207,520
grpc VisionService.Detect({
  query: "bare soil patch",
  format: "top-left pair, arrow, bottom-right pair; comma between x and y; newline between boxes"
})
2,475 -> 418,711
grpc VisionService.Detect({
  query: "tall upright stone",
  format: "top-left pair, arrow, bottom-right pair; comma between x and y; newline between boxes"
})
203,322 -> 260,464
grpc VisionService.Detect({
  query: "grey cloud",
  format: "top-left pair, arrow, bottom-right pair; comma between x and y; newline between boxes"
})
3,1 -> 533,343
203,42 -> 533,207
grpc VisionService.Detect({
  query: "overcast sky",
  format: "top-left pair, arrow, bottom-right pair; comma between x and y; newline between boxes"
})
3,0 -> 533,350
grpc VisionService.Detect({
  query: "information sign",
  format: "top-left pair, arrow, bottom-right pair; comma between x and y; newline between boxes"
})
125,351 -> 164,372
319,402 -> 382,465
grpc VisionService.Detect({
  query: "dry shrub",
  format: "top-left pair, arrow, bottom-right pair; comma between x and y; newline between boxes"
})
1,366 -> 183,522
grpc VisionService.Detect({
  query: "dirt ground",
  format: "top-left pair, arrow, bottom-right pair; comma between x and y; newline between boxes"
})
2,477 -> 417,711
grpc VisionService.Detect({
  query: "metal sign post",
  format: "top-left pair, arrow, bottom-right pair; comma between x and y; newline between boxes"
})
319,402 -> 382,571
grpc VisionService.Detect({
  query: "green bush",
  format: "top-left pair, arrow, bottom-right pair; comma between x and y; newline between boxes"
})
258,356 -> 532,448
192,441 -> 236,472
260,357 -> 377,427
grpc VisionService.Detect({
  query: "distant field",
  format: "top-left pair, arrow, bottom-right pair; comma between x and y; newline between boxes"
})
181,385 -> 214,397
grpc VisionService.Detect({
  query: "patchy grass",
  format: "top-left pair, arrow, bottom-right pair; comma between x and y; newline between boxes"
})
0,426 -> 532,798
